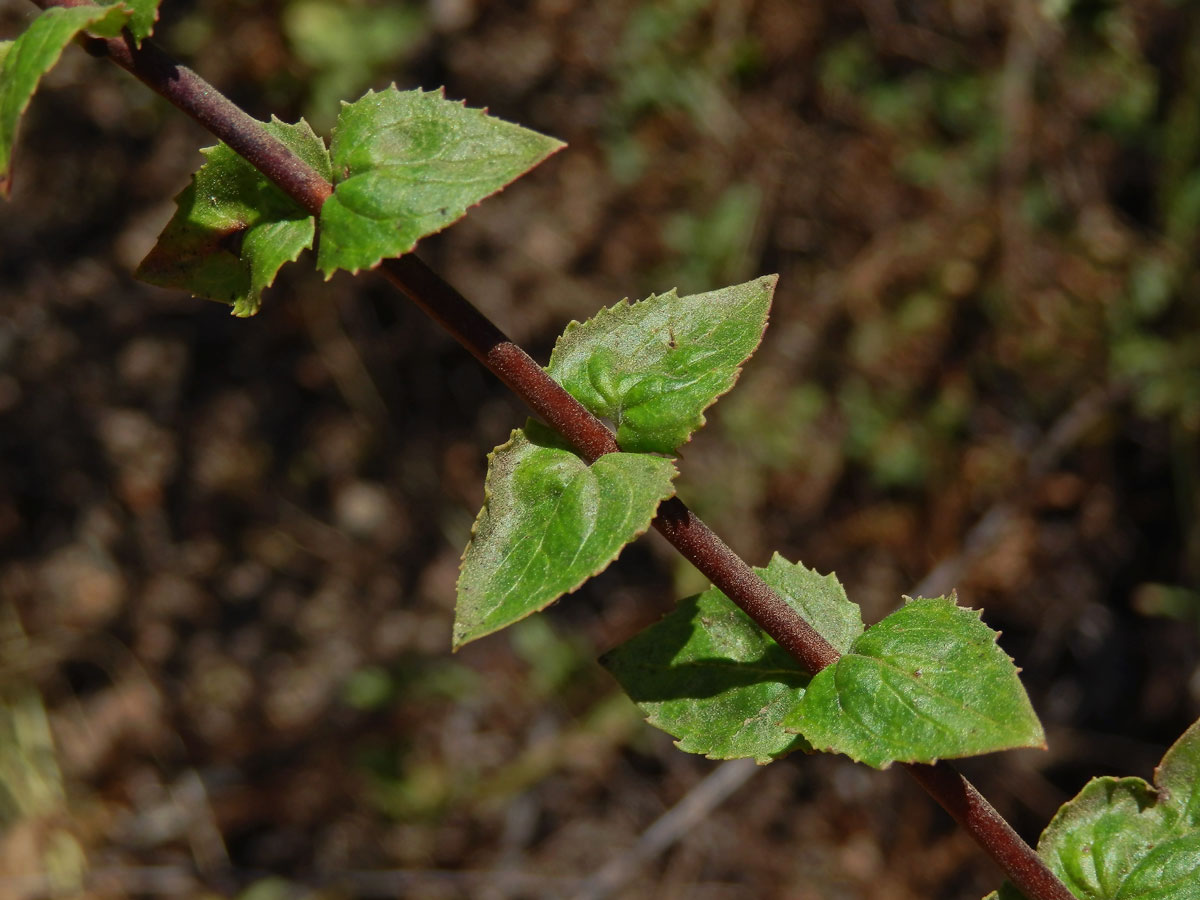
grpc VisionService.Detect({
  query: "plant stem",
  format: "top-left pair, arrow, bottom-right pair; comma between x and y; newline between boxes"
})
379,255 -> 841,675
28,3 -> 1075,897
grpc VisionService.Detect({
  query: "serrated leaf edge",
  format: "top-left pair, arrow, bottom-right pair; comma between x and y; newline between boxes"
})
547,275 -> 777,454
988,721 -> 1200,899
602,552 -> 850,765
453,428 -> 678,649
786,595 -> 1046,768
99,0 -> 160,46
136,117 -> 326,313
319,84 -> 566,278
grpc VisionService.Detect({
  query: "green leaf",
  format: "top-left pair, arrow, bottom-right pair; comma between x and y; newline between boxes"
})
783,596 -> 1045,769
1,4 -> 132,196
454,421 -> 677,648
317,85 -> 564,276
546,276 -> 776,454
137,118 -> 331,316
99,0 -> 161,44
601,554 -> 862,763
989,717 -> 1200,900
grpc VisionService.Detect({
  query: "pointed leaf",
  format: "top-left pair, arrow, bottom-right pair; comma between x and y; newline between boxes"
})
137,118 -> 330,316
318,86 -> 565,276
1,4 -> 132,196
602,554 -> 862,763
455,421 -> 677,648
990,716 -> 1200,900
547,276 -> 776,454
783,596 -> 1045,769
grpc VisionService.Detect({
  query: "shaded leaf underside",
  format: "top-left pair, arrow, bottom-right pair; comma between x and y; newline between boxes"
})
602,554 -> 862,763
136,118 -> 329,316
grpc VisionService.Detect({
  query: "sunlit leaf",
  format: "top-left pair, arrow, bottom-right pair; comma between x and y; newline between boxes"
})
989,716 -> 1200,900
455,421 -> 677,648
547,276 -> 776,454
318,86 -> 564,276
783,597 -> 1045,769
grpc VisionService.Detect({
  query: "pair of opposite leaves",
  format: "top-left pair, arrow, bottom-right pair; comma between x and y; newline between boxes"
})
3,3 -> 561,281
452,282 -> 1200,899
7,9 -> 1198,895
452,272 -> 1044,773
14,33 -> 1042,774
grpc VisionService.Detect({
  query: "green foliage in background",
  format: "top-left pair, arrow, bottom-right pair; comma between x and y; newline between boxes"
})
5,1 -> 1200,897
282,0 -> 426,133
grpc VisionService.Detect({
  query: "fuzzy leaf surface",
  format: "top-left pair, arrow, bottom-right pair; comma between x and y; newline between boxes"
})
783,597 -> 1044,769
989,717 -> 1200,900
99,0 -> 160,44
318,86 -> 564,276
602,554 -> 862,763
546,276 -> 776,454
1,4 -> 131,196
455,421 -> 676,648
137,118 -> 330,316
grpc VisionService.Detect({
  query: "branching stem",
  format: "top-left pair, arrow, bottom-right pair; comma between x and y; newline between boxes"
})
27,3 -> 1075,898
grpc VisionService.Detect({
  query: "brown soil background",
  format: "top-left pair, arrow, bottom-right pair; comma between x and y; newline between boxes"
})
2,1 -> 1199,898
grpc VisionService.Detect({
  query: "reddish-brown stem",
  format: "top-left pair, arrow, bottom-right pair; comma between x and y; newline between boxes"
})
40,0 -> 332,213
379,254 -> 841,676
26,3 -> 1075,898
904,764 -> 1073,900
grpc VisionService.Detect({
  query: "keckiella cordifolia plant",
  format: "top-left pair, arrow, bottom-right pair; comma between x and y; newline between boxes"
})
3,3 -> 1199,898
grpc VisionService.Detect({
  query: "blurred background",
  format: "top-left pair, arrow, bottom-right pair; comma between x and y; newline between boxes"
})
2,0 -> 1199,897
